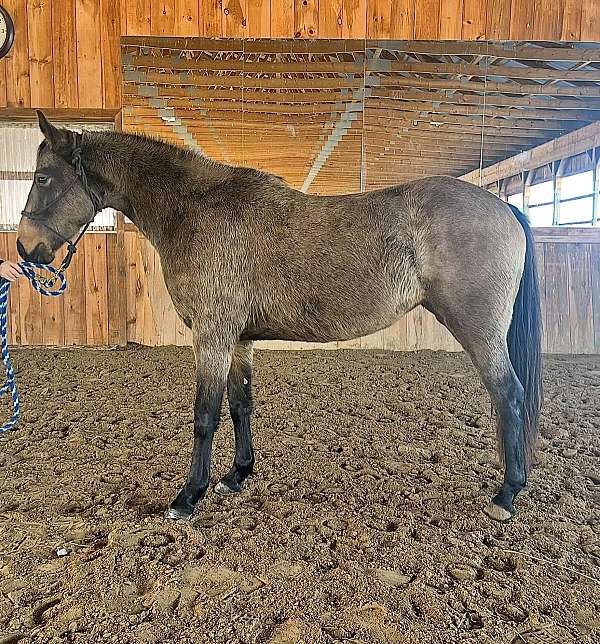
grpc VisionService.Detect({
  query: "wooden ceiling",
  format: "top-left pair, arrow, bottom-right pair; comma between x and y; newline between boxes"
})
121,38 -> 600,194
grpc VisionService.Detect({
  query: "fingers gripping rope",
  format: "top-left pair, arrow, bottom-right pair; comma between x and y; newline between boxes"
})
0,262 -> 67,433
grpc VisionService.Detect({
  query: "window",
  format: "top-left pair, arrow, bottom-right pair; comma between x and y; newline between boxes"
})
528,180 -> 554,227
507,192 -> 524,211
0,121 -> 117,231
558,171 -> 594,226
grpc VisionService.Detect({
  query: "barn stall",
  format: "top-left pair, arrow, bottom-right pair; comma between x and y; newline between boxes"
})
0,3 -> 599,643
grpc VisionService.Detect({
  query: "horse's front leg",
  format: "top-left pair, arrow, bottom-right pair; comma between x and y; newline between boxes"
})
165,336 -> 233,520
215,341 -> 254,495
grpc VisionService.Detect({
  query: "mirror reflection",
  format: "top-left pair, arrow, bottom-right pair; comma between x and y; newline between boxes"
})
122,38 -> 600,226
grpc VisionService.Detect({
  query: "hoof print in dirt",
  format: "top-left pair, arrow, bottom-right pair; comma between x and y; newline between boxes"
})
483,501 -> 514,522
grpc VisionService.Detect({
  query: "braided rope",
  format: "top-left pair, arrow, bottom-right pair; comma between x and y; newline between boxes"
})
0,262 -> 67,433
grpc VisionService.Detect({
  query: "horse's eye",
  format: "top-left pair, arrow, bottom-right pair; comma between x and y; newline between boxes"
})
36,175 -> 50,186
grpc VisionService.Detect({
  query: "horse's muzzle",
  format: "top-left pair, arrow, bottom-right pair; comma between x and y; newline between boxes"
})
16,239 -> 54,264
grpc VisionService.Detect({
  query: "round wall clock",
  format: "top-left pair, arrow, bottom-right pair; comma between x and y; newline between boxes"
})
0,5 -> 15,59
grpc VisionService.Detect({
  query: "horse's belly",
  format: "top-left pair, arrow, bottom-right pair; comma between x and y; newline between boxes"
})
242,301 -> 403,343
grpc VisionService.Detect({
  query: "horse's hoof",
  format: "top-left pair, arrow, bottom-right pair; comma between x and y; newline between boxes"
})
164,506 -> 193,521
483,501 -> 513,522
214,477 -> 251,497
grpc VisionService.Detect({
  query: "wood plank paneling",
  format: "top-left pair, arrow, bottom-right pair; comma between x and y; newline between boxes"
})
124,231 -> 139,342
509,0 -> 535,39
62,243 -> 87,345
198,0 -> 221,36
26,0 -> 54,107
151,0 -> 176,34
566,243 -> 594,354
0,234 -> 18,344
101,0 -> 122,109
84,233 -> 109,345
532,0 -> 563,40
6,235 -> 22,345
126,0 -> 152,34
343,0 -> 366,38
270,0 -> 294,37
52,0 -> 78,108
414,0 -> 439,39
41,257 -> 65,346
2,0 -> 599,116
17,264 -> 42,345
535,242 -> 547,354
486,0 -> 510,39
222,0 -> 247,37
544,243 -> 571,354
4,0 -> 31,108
561,0 -> 582,41
462,0 -> 487,40
319,0 -> 343,38
390,0 -> 415,38
319,0 -> 365,39
367,0 -> 392,38
136,236 -> 158,345
75,0 -> 103,108
294,0 -> 319,38
174,0 -> 200,36
581,0 -> 600,42
107,226 -> 127,345
439,0 -> 463,39
591,243 -> 600,354
247,0 -> 270,37
0,61 -> 8,108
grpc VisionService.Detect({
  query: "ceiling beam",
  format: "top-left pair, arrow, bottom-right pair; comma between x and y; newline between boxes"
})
461,121 -> 600,185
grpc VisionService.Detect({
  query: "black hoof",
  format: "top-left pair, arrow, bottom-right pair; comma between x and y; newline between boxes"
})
214,476 -> 251,497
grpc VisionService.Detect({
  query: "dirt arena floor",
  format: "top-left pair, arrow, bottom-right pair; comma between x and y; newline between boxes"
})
0,347 -> 598,644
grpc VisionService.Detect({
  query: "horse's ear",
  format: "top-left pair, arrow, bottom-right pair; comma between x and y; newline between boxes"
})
37,110 -> 59,146
36,110 -> 73,152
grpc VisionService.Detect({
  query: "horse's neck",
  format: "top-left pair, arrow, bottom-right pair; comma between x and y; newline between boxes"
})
83,133 -> 225,249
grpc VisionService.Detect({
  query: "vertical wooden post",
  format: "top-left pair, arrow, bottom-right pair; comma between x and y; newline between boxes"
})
523,171 -> 531,216
593,147 -> 598,227
553,160 -> 562,226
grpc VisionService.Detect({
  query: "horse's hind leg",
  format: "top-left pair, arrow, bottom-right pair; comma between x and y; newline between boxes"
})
215,341 -> 255,496
469,341 -> 526,520
426,303 -> 527,520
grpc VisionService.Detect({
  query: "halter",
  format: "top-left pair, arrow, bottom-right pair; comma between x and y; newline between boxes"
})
20,132 -> 103,275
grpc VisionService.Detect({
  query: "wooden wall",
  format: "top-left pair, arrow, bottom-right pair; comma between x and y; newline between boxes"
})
2,229 -> 599,354
1,0 -> 600,113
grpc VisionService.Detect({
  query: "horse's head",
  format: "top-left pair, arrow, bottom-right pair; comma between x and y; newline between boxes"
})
17,111 -> 99,264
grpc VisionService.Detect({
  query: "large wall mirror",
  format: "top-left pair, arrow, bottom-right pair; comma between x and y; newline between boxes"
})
121,38 -> 600,228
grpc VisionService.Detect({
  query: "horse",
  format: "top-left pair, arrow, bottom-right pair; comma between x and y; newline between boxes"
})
17,111 -> 542,523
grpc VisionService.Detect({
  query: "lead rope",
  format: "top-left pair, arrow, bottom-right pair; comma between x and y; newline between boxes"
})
0,263 -> 67,433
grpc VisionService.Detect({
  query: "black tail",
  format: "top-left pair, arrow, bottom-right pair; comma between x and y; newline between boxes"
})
506,204 -> 543,470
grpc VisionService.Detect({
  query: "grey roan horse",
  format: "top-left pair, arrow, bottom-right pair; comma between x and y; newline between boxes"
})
18,112 -> 542,523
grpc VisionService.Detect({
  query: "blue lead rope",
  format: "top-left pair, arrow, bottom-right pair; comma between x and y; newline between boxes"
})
0,262 -> 67,433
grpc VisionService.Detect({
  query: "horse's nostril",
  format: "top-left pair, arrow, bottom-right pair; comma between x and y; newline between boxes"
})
16,239 -> 27,260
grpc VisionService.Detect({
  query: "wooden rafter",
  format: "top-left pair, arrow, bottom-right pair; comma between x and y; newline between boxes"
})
122,37 -> 600,194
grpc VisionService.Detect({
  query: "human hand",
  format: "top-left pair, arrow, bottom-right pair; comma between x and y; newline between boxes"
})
0,261 -> 23,282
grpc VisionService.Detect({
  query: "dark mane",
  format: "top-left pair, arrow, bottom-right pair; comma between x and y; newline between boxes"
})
83,128 -> 287,186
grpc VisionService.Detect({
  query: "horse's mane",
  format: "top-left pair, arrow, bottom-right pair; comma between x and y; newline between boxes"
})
83,127 -> 288,187
89,129 -> 201,162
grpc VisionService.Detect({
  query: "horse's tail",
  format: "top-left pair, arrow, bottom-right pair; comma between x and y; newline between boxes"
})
506,204 -> 543,470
